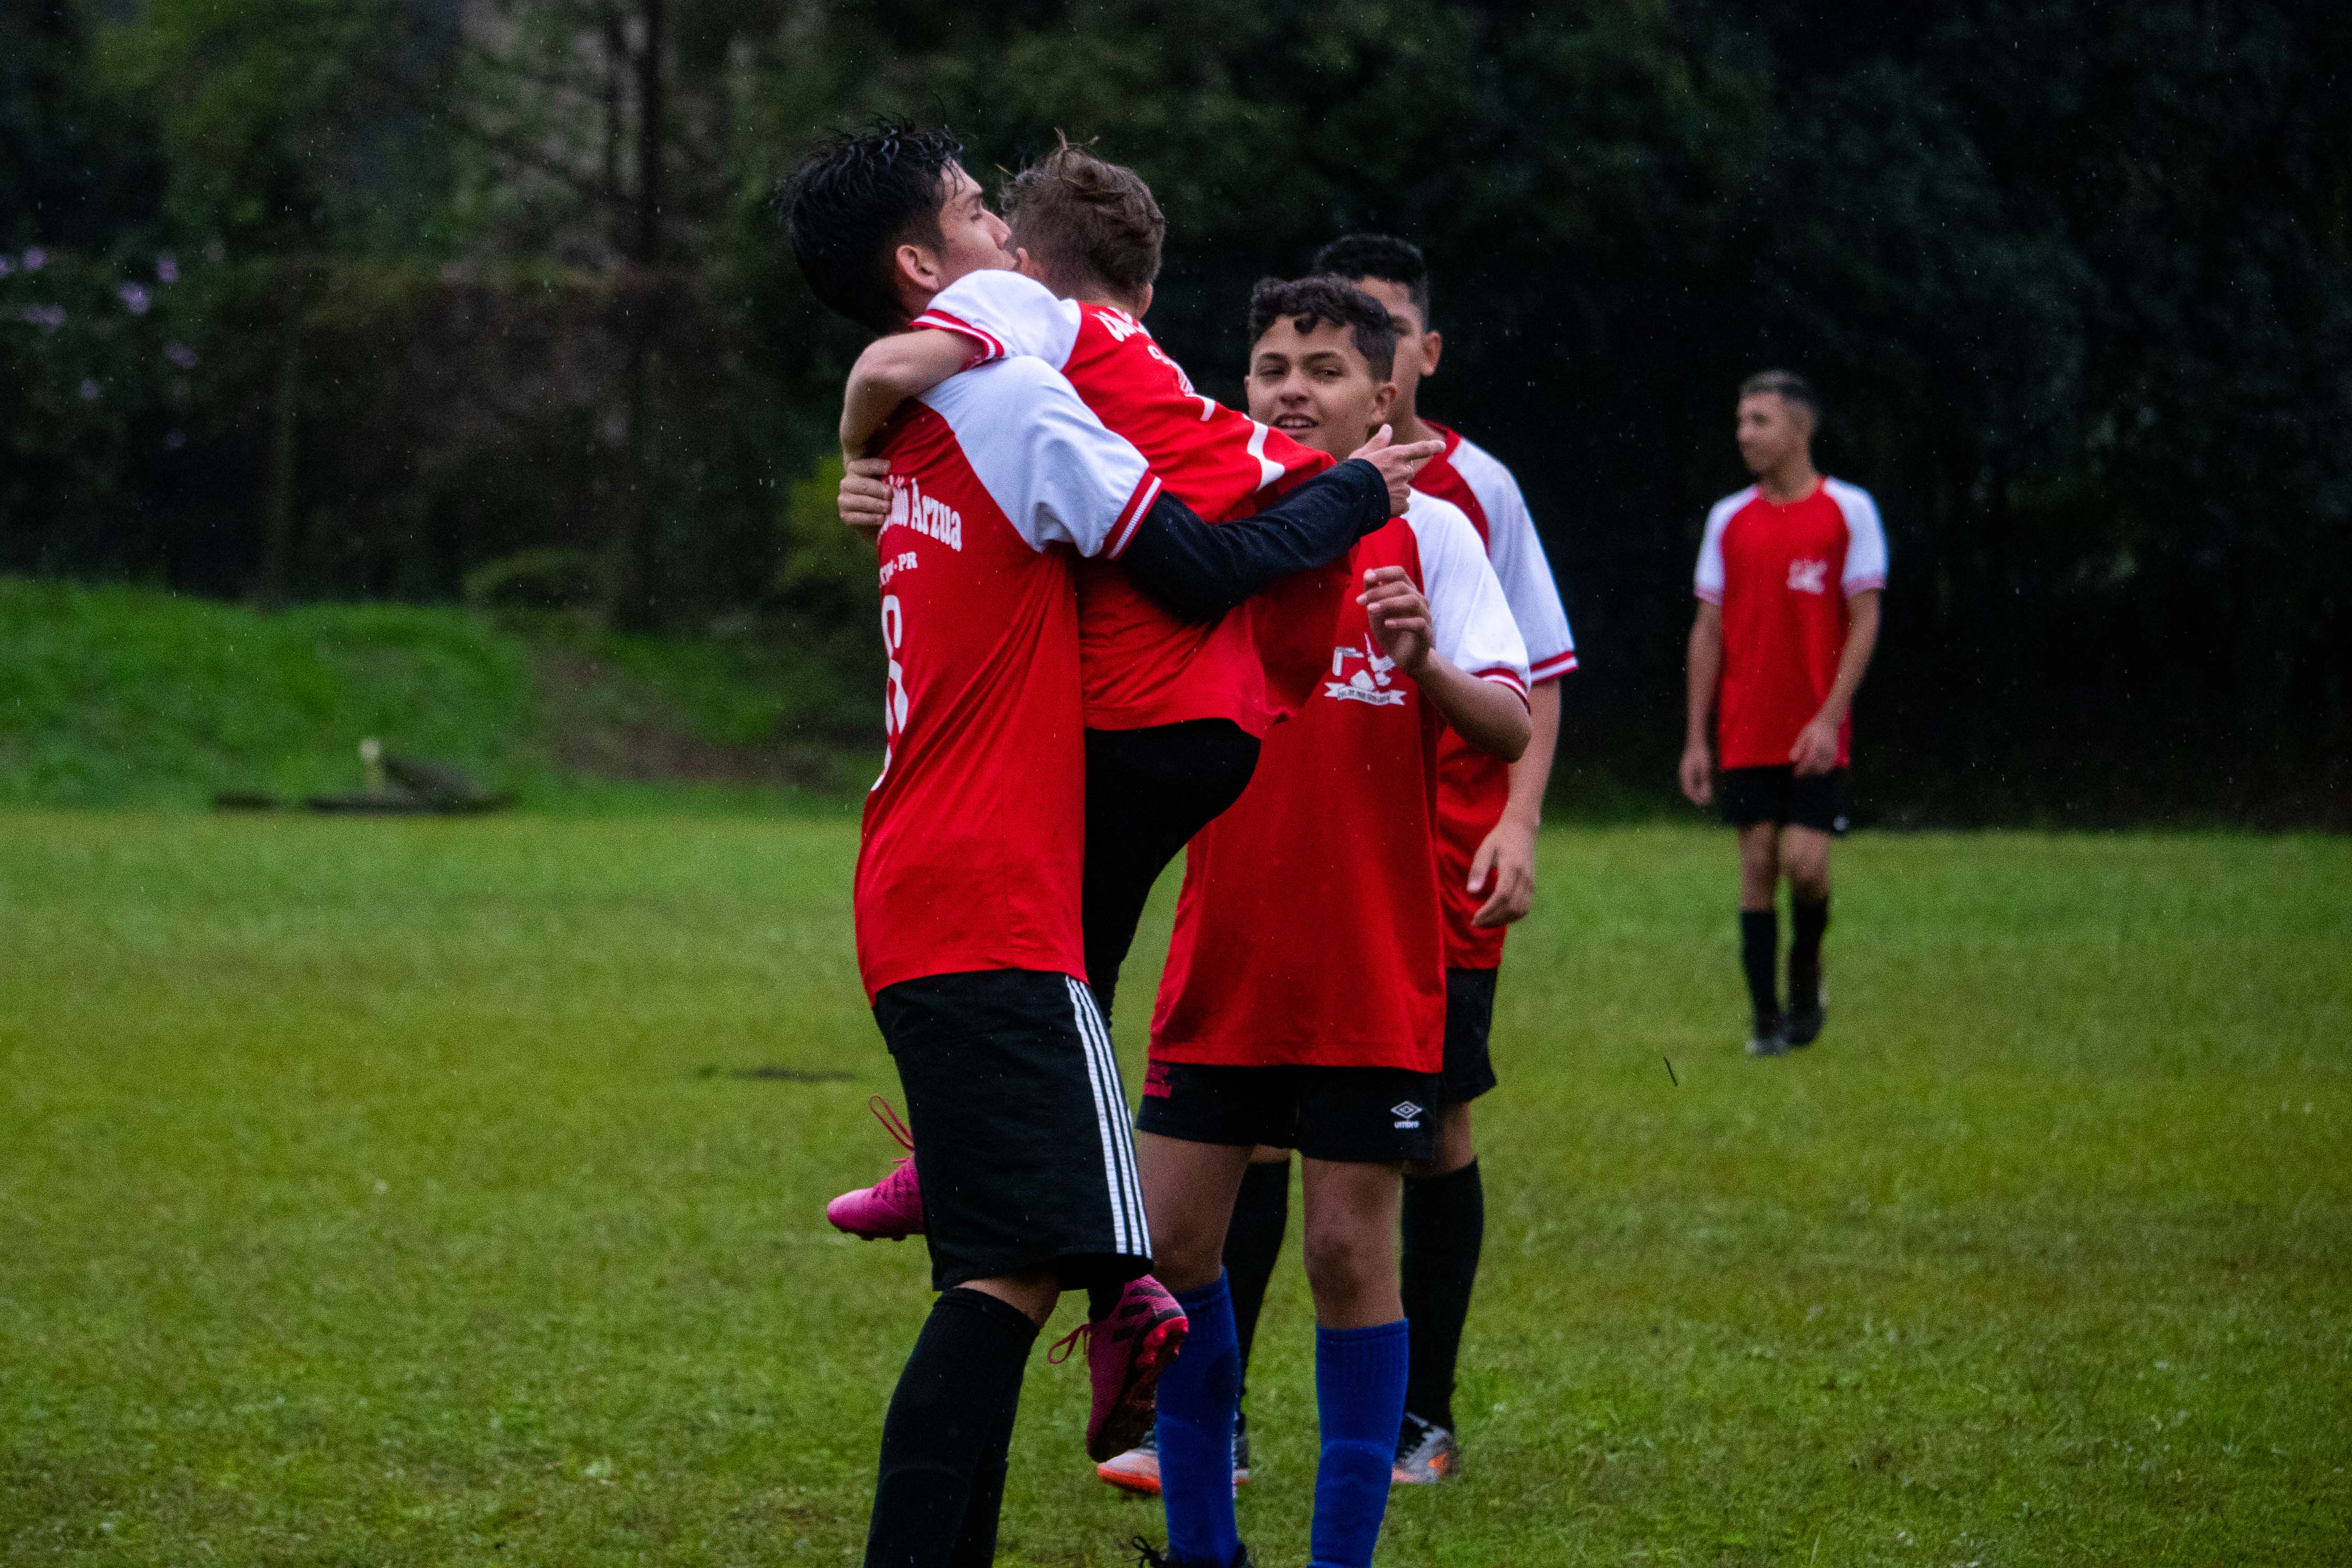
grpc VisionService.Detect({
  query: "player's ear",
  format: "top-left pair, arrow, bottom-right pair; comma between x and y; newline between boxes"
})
1369,378 -> 1399,424
1421,329 -> 1443,377
892,241 -> 940,302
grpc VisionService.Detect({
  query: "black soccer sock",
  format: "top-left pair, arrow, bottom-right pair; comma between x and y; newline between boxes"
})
1790,895 -> 1830,1011
1401,1158 -> 1484,1433
865,1288 -> 1039,1568
949,1359 -> 1025,1568
1224,1156 -> 1290,1404
1739,908 -> 1781,1029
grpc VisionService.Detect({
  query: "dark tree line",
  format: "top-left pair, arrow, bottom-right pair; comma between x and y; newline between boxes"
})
3,0 -> 2346,821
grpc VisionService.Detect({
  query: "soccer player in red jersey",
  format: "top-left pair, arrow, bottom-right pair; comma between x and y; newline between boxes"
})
778,126 -> 1417,1568
1301,232 -> 1578,1483
1679,370 -> 1887,1056
1135,278 -> 1531,1568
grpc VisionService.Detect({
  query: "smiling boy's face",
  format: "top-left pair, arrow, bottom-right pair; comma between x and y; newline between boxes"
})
1243,317 -> 1398,463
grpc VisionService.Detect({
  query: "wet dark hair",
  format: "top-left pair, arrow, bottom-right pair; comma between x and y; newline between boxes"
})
1311,233 -> 1431,326
777,121 -> 965,333
1247,275 -> 1399,382
1739,368 -> 1821,424
1003,135 -> 1165,303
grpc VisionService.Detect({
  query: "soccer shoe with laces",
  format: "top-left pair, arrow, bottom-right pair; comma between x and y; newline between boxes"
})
1050,1275 -> 1189,1461
1393,1410 -> 1460,1483
1095,1411 -> 1253,1495
1129,1537 -> 1254,1568
823,1097 -> 924,1239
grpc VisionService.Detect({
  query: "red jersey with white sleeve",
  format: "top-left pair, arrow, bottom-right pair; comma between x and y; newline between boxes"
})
854,354 -> 1163,1002
1410,421 -> 1578,970
913,268 -> 1335,734
1694,478 -> 1888,770
1148,491 -> 1531,1074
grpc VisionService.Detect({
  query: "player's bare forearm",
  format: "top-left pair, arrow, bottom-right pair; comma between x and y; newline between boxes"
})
1790,590 -> 1879,776
1421,656 -> 1531,762
1680,603 -> 1722,803
1813,589 -> 1882,727
1469,685 -> 1556,926
839,329 -> 971,457
1502,680 -> 1560,828
1685,603 -> 1722,748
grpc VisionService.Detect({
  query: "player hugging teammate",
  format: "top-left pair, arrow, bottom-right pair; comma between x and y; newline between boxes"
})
780,124 -> 1434,1568
790,123 -> 1618,1568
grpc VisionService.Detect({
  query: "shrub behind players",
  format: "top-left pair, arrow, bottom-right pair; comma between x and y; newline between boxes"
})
1134,277 -> 1530,1568
1679,371 -> 1886,1056
779,125 -> 1412,1568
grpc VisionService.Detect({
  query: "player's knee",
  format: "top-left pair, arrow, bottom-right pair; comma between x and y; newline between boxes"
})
1300,1218 -> 1387,1305
1784,849 -> 1831,900
1145,1215 -> 1226,1294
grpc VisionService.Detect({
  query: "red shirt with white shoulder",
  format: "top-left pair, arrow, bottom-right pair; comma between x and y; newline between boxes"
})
1694,478 -> 1888,770
1148,491 -> 1531,1074
913,268 -> 1335,734
855,355 -> 1163,1001
1410,421 -> 1578,970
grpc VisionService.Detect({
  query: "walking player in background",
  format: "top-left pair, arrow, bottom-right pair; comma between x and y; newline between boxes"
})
1679,371 -> 1885,1057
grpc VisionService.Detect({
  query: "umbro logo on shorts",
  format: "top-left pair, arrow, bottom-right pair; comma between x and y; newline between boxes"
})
1391,1100 -> 1424,1129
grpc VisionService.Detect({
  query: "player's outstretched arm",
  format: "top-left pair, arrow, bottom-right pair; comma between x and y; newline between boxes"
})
1361,566 -> 1531,761
840,330 -> 974,458
1680,602 -> 1722,804
1118,457 -> 1395,622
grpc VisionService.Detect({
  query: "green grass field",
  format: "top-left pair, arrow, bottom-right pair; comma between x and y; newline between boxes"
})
2,815 -> 2347,1565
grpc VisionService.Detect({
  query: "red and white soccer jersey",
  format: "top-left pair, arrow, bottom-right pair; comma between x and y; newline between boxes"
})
914,268 -> 1336,734
1411,422 -> 1577,970
1148,491 -> 1531,1074
1694,478 -> 1888,770
854,354 -> 1164,1002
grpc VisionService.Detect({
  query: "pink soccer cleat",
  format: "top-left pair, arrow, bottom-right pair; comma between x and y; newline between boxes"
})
1051,1274 -> 1190,1462
825,1097 -> 925,1240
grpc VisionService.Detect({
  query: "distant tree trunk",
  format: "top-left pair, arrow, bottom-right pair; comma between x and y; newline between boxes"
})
596,0 -> 665,631
255,318 -> 304,611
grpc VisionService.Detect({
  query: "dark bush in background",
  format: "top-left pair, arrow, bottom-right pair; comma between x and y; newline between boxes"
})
4,0 -> 2346,823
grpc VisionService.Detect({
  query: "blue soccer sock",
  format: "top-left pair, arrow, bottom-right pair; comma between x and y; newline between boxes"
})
1158,1274 -> 1241,1566
1311,1318 -> 1410,1568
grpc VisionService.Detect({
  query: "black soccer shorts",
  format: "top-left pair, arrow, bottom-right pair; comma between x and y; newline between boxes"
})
1719,764 -> 1853,835
873,968 -> 1152,1293
1136,1058 -> 1442,1166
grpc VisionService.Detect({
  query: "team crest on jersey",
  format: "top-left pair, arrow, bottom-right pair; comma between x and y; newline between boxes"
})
1325,637 -> 1406,706
886,474 -> 964,551
1787,557 -> 1830,595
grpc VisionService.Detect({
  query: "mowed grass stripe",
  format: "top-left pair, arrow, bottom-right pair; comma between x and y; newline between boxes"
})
2,815 -> 2345,1564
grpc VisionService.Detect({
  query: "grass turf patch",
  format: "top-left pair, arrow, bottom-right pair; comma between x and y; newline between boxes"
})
1,817 -> 2346,1564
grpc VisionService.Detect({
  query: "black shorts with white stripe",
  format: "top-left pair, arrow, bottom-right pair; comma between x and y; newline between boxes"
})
872,968 -> 1153,1293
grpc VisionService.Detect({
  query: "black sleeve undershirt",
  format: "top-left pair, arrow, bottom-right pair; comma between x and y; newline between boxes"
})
1114,458 -> 1391,624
